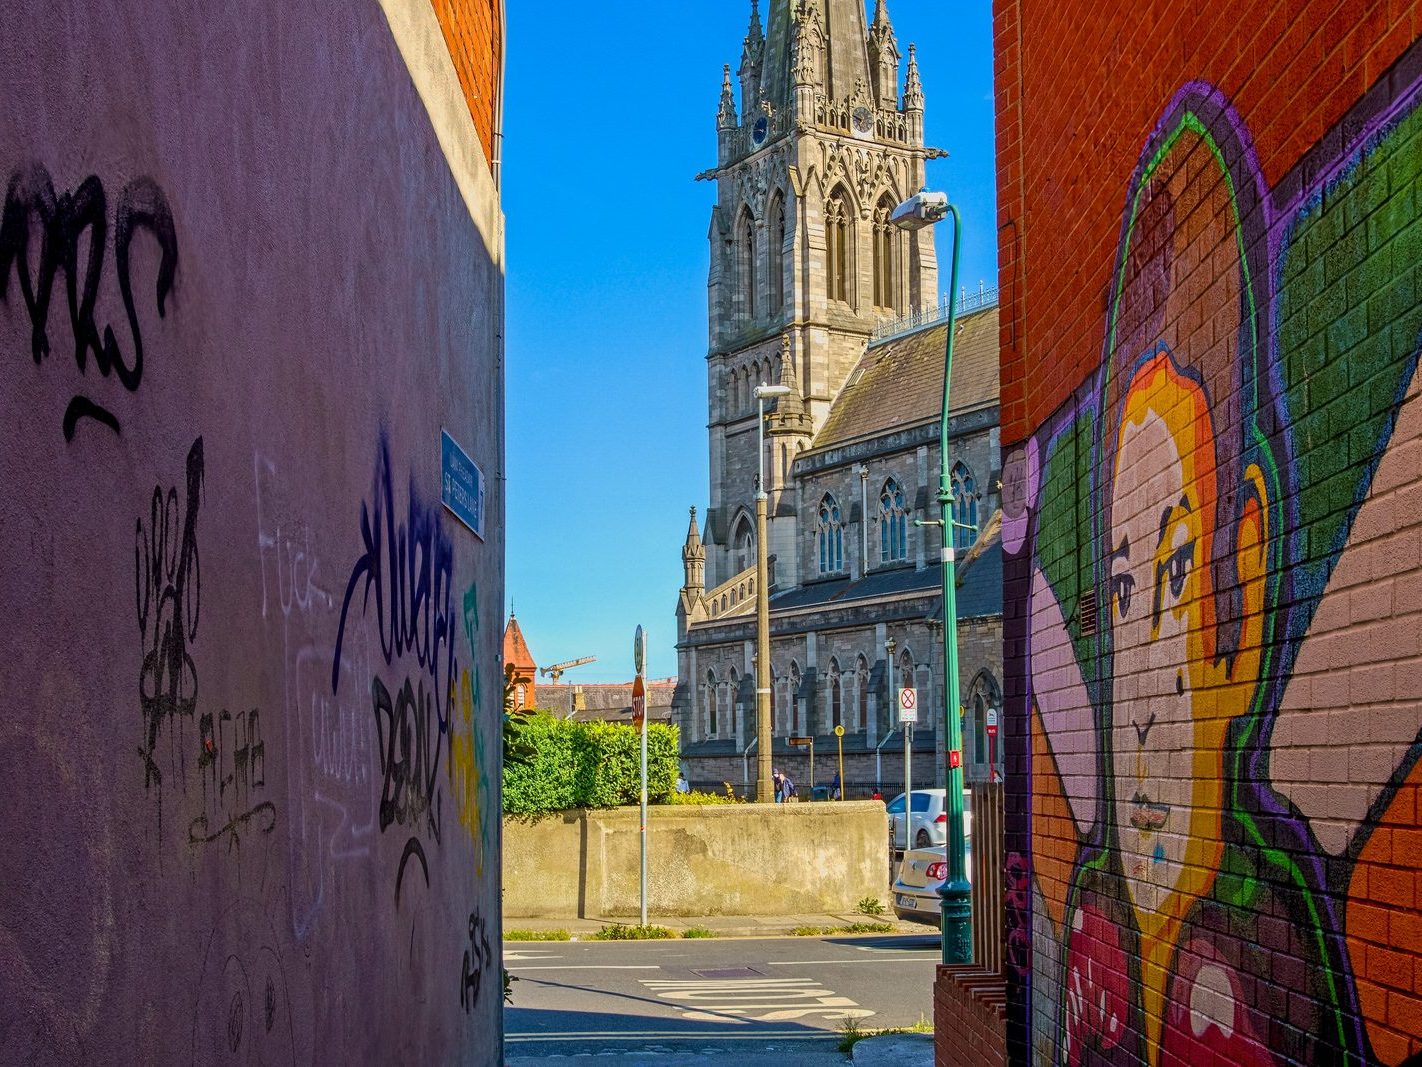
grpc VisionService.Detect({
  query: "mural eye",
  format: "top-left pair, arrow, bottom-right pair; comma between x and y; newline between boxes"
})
1111,574 -> 1134,619
1164,540 -> 1195,600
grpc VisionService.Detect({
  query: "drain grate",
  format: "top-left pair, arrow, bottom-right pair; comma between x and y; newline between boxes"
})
690,967 -> 766,979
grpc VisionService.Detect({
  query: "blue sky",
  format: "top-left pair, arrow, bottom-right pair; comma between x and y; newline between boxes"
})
502,1 -> 997,683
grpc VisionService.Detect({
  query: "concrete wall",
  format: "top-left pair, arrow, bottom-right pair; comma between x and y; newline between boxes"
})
504,802 -> 888,918
0,2 -> 504,1062
997,5 -> 1422,1066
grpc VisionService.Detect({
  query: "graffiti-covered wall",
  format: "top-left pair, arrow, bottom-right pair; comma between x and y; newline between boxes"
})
996,5 -> 1422,1066
0,1 -> 504,1062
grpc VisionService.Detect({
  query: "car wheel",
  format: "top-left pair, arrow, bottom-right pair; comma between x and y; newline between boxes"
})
915,829 -> 930,848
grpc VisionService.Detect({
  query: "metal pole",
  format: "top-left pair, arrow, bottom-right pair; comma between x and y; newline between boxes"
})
755,395 -> 774,803
837,729 -> 844,800
937,204 -> 971,965
638,634 -> 648,929
640,705 -> 648,927
904,722 -> 912,839
809,740 -> 814,794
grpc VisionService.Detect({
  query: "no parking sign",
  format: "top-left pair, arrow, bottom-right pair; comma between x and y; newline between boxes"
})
897,687 -> 918,725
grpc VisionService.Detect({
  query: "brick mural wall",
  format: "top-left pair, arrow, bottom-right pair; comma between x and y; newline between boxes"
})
430,0 -> 502,168
996,4 -> 1422,1065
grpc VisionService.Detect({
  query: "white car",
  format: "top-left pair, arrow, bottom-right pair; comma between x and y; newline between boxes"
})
886,788 -> 972,849
891,842 -> 973,926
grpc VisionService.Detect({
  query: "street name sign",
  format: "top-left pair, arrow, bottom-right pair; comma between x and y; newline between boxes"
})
440,429 -> 485,540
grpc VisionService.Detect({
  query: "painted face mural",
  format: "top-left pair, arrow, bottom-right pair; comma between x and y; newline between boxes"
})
1108,354 -> 1224,921
1010,71 -> 1422,1067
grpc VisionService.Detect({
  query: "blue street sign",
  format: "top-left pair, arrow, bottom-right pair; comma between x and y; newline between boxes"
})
441,429 -> 485,540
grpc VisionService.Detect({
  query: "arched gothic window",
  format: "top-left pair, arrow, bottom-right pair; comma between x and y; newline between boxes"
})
873,194 -> 898,309
737,211 -> 756,323
968,671 -> 1002,770
705,669 -> 717,737
825,190 -> 850,303
951,462 -> 978,551
898,650 -> 915,693
817,493 -> 844,574
733,515 -> 754,574
789,661 -> 802,735
879,478 -> 908,563
726,666 -> 739,740
829,657 -> 842,727
769,194 -> 786,314
856,655 -> 869,732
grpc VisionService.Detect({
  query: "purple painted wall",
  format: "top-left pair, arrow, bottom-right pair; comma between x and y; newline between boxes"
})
0,2 -> 504,1062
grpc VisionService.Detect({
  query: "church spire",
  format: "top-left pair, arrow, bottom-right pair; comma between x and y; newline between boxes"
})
903,43 -> 923,113
761,0 -> 872,109
739,0 -> 765,120
718,64 -> 737,129
682,506 -> 706,592
868,0 -> 900,107
767,333 -> 812,434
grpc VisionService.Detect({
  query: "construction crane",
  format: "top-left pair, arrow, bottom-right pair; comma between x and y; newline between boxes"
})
540,656 -> 596,684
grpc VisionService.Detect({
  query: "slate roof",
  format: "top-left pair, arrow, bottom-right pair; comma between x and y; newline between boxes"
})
813,305 -> 999,451
535,680 -> 676,725
766,533 -> 1003,620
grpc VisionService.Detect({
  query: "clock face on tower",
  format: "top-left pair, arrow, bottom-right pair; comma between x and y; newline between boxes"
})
851,105 -> 874,139
751,115 -> 770,146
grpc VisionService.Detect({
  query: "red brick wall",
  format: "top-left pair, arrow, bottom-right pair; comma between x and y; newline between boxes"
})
935,966 -> 1007,1067
998,3 -> 1422,1065
429,0 -> 502,169
996,1 -> 1421,445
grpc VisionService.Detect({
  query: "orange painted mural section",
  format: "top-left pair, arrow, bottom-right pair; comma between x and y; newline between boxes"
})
430,0 -> 502,169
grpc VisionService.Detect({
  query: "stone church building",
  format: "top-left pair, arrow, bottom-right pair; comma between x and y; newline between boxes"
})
673,0 -> 1003,800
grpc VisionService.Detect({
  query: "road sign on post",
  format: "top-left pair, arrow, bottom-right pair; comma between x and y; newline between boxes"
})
788,736 -> 814,793
631,675 -> 646,728
897,687 -> 919,724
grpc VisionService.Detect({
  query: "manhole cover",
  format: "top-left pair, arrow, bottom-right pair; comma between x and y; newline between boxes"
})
691,967 -> 766,979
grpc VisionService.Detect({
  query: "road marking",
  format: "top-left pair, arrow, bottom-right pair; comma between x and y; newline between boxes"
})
509,964 -> 662,970
502,952 -> 562,961
505,1030 -> 839,1043
765,957 -> 938,965
640,977 -> 873,1023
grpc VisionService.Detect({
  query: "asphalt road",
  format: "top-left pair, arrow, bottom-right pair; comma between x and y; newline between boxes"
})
503,932 -> 940,1063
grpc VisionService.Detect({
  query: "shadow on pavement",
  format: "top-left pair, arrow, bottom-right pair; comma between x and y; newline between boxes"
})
820,933 -> 940,953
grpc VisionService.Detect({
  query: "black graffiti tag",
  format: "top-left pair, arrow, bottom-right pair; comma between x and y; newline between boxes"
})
332,438 -> 457,716
373,675 -> 444,905
460,909 -> 493,1013
0,163 -> 178,440
136,437 -> 204,812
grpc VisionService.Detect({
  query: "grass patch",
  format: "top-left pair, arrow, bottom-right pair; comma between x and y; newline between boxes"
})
791,922 -> 895,936
856,896 -> 885,916
681,926 -> 716,938
837,1012 -> 932,1054
504,928 -> 571,941
591,923 -> 677,941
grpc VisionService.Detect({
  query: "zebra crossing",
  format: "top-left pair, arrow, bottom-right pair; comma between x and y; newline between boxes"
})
639,976 -> 875,1023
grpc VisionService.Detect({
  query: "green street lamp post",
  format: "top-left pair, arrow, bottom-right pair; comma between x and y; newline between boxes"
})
891,189 -> 970,965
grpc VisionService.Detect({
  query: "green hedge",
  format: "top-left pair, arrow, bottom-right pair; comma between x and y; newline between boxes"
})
502,714 -> 680,815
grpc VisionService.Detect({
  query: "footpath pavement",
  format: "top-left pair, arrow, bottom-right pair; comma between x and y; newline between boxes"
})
503,912 -> 930,939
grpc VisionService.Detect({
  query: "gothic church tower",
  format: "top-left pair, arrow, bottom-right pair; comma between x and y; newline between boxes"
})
698,0 -> 938,593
